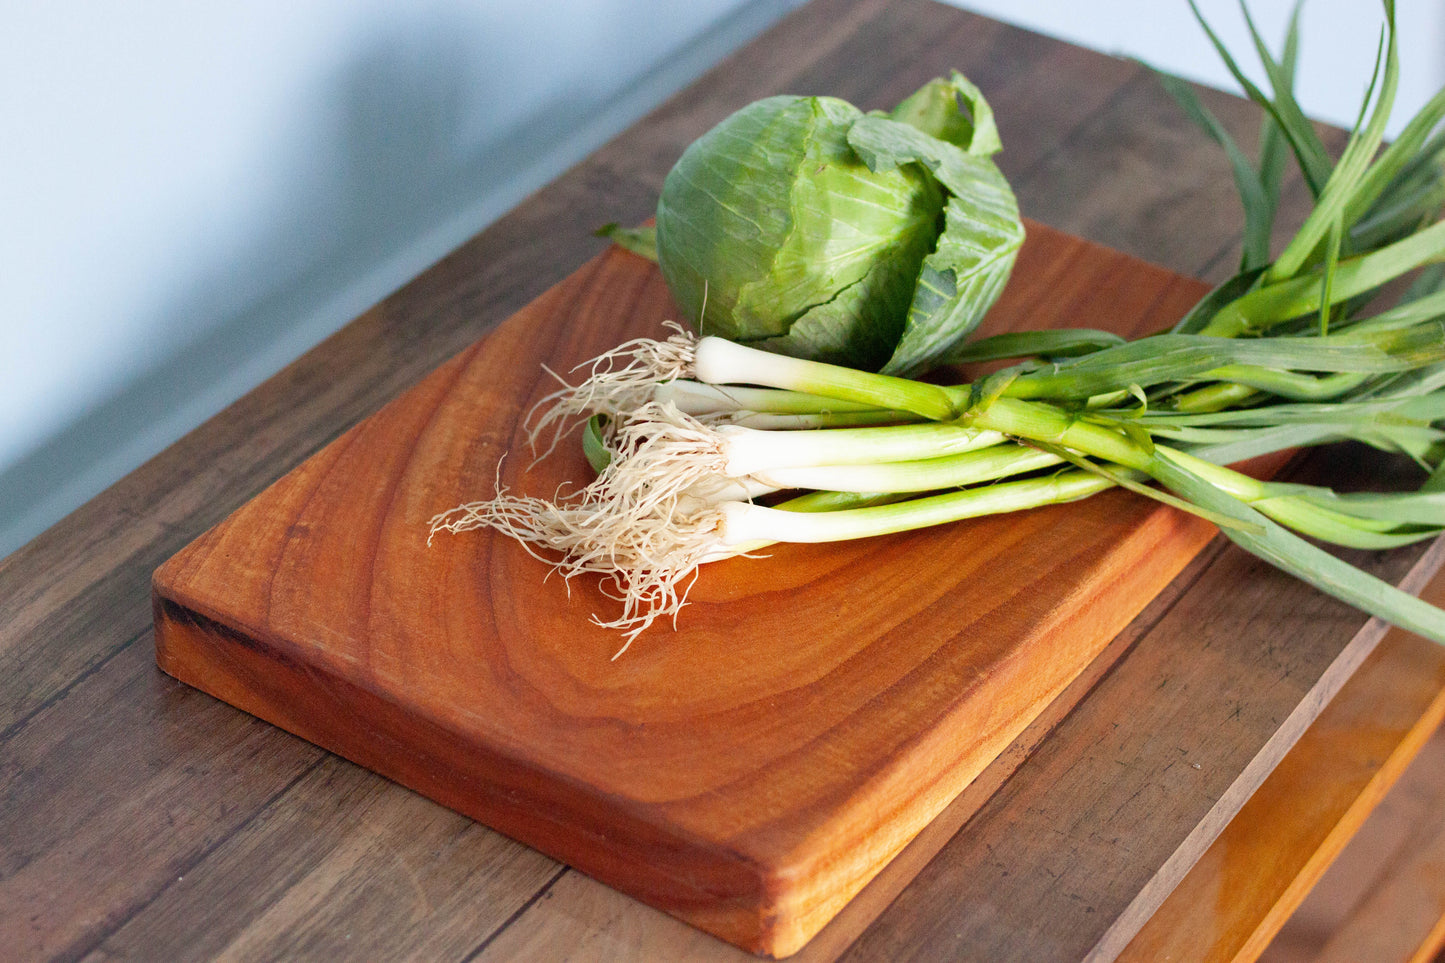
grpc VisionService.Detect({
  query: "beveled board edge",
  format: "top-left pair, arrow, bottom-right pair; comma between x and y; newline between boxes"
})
151,592 -> 778,941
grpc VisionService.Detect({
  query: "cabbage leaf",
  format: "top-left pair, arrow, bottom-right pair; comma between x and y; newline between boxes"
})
652,72 -> 1024,376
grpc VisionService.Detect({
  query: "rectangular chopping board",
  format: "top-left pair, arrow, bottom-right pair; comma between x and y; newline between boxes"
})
154,221 -> 1216,958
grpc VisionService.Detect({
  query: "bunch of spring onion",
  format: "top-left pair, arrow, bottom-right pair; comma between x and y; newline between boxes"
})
432,1 -> 1445,653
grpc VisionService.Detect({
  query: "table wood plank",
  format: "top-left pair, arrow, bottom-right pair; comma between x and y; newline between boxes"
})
82,757 -> 560,962
0,0 -> 1428,960
1119,580 -> 1445,963
1260,724 -> 1445,963
0,638 -> 320,959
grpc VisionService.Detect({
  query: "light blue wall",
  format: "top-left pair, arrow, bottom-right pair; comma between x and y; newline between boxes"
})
952,0 -> 1445,138
1,0 -> 797,557
4,1 -> 1442,559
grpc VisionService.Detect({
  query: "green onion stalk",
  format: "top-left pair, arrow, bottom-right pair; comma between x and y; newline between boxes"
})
433,0 -> 1445,653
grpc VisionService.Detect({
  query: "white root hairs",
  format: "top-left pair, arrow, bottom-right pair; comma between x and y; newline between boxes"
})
526,322 -> 699,458
429,402 -> 741,656
587,401 -> 729,515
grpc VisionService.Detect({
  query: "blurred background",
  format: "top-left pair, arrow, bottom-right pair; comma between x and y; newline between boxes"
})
3,0 -> 1443,559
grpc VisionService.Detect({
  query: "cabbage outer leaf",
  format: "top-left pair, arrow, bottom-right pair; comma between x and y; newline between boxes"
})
849,115 -> 1025,376
738,100 -> 944,369
888,70 -> 1003,156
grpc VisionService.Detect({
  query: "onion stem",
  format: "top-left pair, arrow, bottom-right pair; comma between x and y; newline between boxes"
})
720,470 -> 1115,544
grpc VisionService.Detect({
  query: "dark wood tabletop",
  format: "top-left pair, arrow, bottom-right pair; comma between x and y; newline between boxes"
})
4,1 -> 1441,960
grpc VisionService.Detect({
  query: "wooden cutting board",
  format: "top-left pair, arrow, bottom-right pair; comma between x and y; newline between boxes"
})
153,221 -> 1216,958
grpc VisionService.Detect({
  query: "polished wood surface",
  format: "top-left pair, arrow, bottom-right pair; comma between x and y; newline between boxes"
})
154,222 -> 1215,958
1120,571 -> 1445,963
1264,720 -> 1445,963
5,0 -> 1442,960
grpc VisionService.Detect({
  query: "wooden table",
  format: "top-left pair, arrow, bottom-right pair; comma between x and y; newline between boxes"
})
6,1 -> 1445,960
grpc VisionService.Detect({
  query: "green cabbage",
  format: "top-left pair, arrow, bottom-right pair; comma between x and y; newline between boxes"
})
653,72 -> 1025,377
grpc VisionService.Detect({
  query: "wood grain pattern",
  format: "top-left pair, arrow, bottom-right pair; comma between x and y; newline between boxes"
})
1261,720 -> 1445,963
3,0 -> 1432,959
1119,572 -> 1445,963
153,222 -> 1216,958
474,545 -> 1226,963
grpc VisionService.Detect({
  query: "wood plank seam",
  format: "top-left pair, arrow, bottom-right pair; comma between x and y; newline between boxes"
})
460,865 -> 570,963
65,751 -> 329,961
1118,571 -> 1445,962
0,627 -> 147,746
1196,235 -> 1245,283
831,446 -> 1437,963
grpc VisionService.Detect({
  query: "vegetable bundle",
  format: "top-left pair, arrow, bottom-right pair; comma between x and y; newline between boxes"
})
435,1 -> 1445,655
